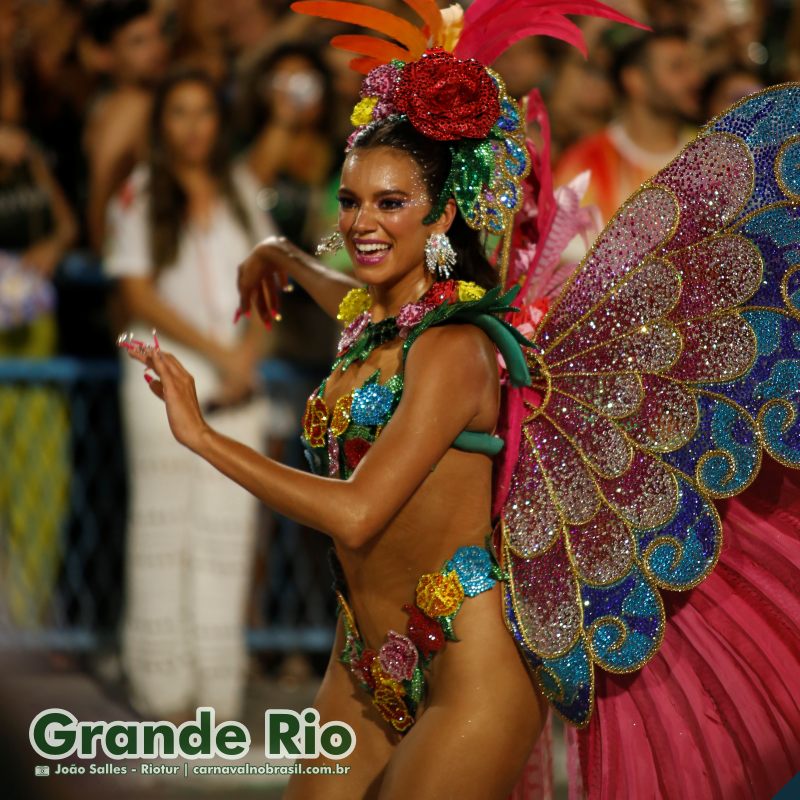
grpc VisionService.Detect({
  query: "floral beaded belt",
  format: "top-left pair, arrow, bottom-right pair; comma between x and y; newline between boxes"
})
330,534 -> 508,734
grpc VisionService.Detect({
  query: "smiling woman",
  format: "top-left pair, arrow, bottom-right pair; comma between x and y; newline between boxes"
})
116,0 -> 800,797
120,83 -> 550,796
338,147 -> 448,272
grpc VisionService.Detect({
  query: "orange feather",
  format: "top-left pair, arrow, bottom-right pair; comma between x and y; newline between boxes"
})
350,56 -> 384,73
330,34 -> 411,65
402,0 -> 442,42
290,1 -> 428,56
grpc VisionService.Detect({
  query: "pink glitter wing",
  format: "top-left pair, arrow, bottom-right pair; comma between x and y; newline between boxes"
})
500,83 -> 800,728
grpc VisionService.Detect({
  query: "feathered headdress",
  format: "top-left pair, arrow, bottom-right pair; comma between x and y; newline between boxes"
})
291,0 -> 647,279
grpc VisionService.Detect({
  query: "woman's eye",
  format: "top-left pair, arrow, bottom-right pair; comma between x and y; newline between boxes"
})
380,198 -> 405,210
338,197 -> 356,210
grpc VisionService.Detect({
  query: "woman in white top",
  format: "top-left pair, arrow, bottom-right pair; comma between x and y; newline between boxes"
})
104,68 -> 274,723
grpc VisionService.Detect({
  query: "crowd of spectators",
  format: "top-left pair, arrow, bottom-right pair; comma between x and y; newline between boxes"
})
0,0 -> 798,720
0,0 -> 795,335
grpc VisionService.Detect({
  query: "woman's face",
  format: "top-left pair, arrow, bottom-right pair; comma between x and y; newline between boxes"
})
161,81 -> 219,166
337,146 -> 453,288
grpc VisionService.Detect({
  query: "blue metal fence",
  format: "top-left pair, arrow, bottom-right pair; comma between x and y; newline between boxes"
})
0,355 -> 336,653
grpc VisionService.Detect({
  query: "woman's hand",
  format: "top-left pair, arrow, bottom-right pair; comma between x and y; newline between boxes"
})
120,338 -> 210,452
235,236 -> 295,329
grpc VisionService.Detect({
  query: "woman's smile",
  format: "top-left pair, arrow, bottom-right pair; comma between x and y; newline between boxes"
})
352,237 -> 392,265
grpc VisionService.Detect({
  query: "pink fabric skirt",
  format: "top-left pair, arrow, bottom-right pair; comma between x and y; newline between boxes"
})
508,455 -> 800,799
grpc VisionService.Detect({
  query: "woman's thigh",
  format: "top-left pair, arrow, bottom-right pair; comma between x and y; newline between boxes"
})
377,588 -> 548,799
378,696 -> 544,800
283,617 -> 400,800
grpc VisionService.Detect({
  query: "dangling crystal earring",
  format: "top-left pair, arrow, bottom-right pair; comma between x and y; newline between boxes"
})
424,232 -> 457,279
315,229 -> 345,256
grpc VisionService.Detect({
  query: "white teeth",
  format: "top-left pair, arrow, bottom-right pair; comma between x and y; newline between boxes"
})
355,242 -> 390,252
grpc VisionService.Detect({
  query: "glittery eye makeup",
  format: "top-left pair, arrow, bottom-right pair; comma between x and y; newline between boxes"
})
378,197 -> 407,210
336,189 -> 419,212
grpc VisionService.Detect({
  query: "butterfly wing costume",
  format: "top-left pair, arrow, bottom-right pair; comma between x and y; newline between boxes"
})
292,0 -> 800,796
498,84 -> 800,799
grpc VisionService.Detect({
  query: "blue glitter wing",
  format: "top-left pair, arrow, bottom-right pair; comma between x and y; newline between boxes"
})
500,83 -> 800,727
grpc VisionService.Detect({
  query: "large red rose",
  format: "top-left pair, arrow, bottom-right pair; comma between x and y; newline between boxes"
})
395,48 -> 500,141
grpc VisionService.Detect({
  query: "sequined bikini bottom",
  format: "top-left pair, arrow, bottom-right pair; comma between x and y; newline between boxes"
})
328,534 -> 508,734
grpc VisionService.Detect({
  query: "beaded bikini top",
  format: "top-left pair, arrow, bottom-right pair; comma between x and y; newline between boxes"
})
300,278 -> 533,480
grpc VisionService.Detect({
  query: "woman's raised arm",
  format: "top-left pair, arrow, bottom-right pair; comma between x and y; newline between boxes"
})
133,323 -> 498,550
236,236 -> 363,324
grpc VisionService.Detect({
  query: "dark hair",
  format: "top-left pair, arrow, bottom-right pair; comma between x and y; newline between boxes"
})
147,68 -> 252,272
350,117 -> 499,290
609,26 -> 690,96
84,0 -> 152,45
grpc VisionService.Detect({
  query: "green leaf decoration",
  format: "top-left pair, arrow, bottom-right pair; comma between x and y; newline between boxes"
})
484,531 -> 509,581
336,318 -> 399,371
450,140 -> 496,223
440,615 -> 458,641
399,284 -> 534,389
407,665 -> 425,705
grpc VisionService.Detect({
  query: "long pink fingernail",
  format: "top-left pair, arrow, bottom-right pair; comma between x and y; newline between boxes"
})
233,308 -> 241,324
152,329 -> 160,350
143,373 -> 153,384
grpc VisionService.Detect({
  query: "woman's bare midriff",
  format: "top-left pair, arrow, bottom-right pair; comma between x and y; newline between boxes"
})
320,328 -> 503,653
335,446 -> 497,650
285,326 -> 548,798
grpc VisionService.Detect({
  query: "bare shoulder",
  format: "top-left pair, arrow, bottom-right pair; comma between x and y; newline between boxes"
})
405,322 -> 498,385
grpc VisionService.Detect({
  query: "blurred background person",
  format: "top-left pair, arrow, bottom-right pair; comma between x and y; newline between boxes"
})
492,38 -> 554,103
1,0 -> 91,224
237,41 -> 343,684
545,54 -> 617,160
170,0 -> 230,86
225,0 -> 318,87
82,0 -> 168,253
104,68 -> 274,723
554,26 -> 703,226
236,41 -> 342,397
0,121 -> 77,630
701,65 -> 764,118
239,43 -> 337,257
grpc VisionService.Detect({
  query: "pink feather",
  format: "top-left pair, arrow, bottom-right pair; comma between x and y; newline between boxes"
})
474,14 -> 590,62
572,460 -> 800,799
501,89 -> 601,305
456,0 -> 650,63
